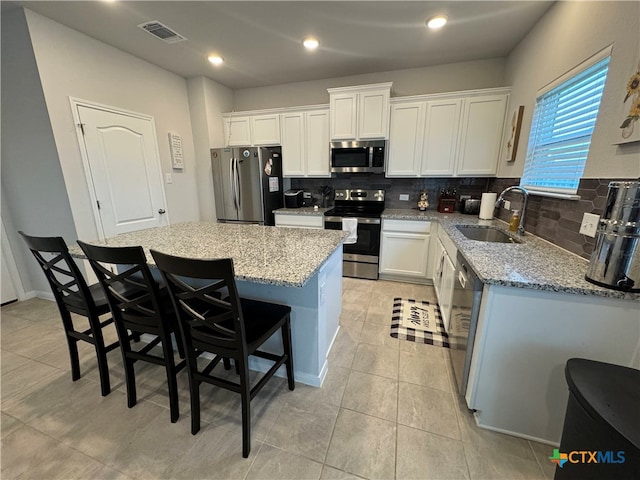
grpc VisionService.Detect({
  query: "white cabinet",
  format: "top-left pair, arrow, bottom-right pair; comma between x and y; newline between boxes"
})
420,99 -> 462,176
274,213 -> 323,229
328,83 -> 392,140
281,108 -> 330,177
281,112 -> 305,176
379,220 -> 431,281
386,102 -> 424,177
432,227 -> 457,330
221,113 -> 280,147
439,251 -> 455,331
386,89 -> 509,178
456,94 -> 508,176
222,115 -> 252,146
251,114 -> 280,145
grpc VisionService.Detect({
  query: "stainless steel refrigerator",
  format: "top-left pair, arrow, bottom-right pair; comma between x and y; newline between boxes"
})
211,146 -> 283,225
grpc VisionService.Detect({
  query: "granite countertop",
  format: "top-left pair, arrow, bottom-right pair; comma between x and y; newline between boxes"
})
274,207 -> 328,216
382,209 -> 639,301
70,222 -> 346,288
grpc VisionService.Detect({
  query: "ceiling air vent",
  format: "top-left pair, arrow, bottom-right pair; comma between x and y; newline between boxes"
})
137,21 -> 186,44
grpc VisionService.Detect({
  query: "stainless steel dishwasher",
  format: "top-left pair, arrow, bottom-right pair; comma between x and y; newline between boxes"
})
448,252 -> 484,396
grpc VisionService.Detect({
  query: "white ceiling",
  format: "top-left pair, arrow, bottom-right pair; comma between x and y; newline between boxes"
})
13,1 -> 553,90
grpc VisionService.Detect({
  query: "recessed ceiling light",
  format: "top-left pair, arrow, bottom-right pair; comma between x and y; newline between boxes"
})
426,15 -> 448,29
208,55 -> 224,65
303,37 -> 319,50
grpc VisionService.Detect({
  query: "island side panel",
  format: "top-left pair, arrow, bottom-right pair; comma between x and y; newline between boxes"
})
466,285 -> 640,445
237,247 -> 343,387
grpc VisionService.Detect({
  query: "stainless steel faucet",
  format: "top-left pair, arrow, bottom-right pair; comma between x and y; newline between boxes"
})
495,186 -> 530,236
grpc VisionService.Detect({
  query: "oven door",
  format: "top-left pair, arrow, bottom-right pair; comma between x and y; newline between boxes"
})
325,216 -> 381,279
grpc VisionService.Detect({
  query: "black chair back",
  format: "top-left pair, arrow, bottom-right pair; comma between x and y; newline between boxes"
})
19,231 -> 97,317
149,251 -> 247,359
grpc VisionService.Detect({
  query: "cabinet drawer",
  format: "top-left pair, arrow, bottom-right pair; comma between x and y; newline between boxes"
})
275,214 -> 323,229
383,219 -> 431,234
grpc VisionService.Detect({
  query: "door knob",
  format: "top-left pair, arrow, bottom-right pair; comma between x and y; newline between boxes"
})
158,209 -> 166,214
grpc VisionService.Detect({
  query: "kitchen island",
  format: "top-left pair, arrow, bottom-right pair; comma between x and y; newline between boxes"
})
71,222 -> 346,387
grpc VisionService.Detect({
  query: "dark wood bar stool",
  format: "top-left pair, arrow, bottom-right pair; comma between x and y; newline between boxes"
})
151,249 -> 295,458
18,231 -> 125,396
77,241 -> 186,423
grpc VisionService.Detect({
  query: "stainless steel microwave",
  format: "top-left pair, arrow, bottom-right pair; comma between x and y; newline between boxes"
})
330,140 -> 386,174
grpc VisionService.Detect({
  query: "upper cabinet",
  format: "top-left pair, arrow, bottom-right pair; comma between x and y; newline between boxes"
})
328,83 -> 392,141
281,108 -> 330,178
456,94 -> 508,176
251,114 -> 281,146
221,113 -> 280,147
386,89 -> 509,177
222,115 -> 252,146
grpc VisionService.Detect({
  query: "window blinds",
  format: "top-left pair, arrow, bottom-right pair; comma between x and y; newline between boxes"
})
521,56 -> 610,194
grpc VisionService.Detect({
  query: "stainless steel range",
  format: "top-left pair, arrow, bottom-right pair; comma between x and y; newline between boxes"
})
324,189 -> 385,280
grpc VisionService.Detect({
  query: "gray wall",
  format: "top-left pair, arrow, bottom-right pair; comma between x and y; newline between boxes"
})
24,8 -> 202,242
187,76 -> 234,221
499,1 -> 640,179
1,8 -> 78,296
233,58 -> 507,110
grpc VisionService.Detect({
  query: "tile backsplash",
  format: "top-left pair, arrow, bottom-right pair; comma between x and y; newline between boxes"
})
291,174 -> 634,259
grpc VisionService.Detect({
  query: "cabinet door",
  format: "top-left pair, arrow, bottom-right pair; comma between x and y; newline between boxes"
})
380,231 -> 430,278
223,116 -> 252,146
456,94 -> 508,176
421,99 -> 462,176
330,93 -> 357,140
358,89 -> 390,139
387,102 -> 424,177
433,240 -> 445,297
305,109 -> 330,177
439,252 -> 456,332
251,114 -> 280,145
281,112 -> 305,177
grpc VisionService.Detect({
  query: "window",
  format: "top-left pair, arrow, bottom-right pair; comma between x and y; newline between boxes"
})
521,48 -> 611,196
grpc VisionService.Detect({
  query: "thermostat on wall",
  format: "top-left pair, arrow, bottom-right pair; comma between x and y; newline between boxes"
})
168,132 -> 184,169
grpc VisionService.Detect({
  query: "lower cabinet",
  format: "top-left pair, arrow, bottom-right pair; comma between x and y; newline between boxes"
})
274,213 -> 323,229
379,220 -> 431,281
433,232 -> 456,330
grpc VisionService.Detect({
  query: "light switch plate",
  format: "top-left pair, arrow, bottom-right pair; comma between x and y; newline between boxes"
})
165,173 -> 173,184
579,212 -> 599,237
399,194 -> 409,201
503,200 -> 511,210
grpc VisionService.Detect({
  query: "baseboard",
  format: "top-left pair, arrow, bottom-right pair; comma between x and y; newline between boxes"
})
378,273 -> 433,285
23,290 -> 53,301
473,411 -> 560,447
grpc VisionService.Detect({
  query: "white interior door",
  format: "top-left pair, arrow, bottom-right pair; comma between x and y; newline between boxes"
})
76,104 -> 167,239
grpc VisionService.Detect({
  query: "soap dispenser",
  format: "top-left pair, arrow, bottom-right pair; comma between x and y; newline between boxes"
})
509,210 -> 521,232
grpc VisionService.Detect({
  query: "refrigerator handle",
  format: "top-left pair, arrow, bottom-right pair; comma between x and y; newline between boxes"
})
235,157 -> 241,210
229,156 -> 237,210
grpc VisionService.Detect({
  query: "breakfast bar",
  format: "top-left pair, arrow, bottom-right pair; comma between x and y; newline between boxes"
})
70,222 -> 346,387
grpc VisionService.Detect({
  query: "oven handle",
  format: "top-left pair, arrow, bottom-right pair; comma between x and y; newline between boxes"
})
325,216 -> 381,225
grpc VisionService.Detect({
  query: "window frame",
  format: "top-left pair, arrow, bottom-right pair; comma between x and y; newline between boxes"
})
520,45 -> 613,198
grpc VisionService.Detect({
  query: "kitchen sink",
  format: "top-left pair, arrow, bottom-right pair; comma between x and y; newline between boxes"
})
456,225 -> 521,244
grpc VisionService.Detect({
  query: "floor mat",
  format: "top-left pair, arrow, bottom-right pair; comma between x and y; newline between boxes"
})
390,298 -> 450,347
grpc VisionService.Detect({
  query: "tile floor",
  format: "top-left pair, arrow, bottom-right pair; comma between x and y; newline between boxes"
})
1,278 -> 558,479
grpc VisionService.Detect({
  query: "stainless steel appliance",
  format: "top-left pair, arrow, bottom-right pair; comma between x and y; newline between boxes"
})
449,252 -> 483,396
211,146 -> 283,225
324,189 -> 385,280
461,198 -> 481,215
585,180 -> 640,292
330,140 -> 386,174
